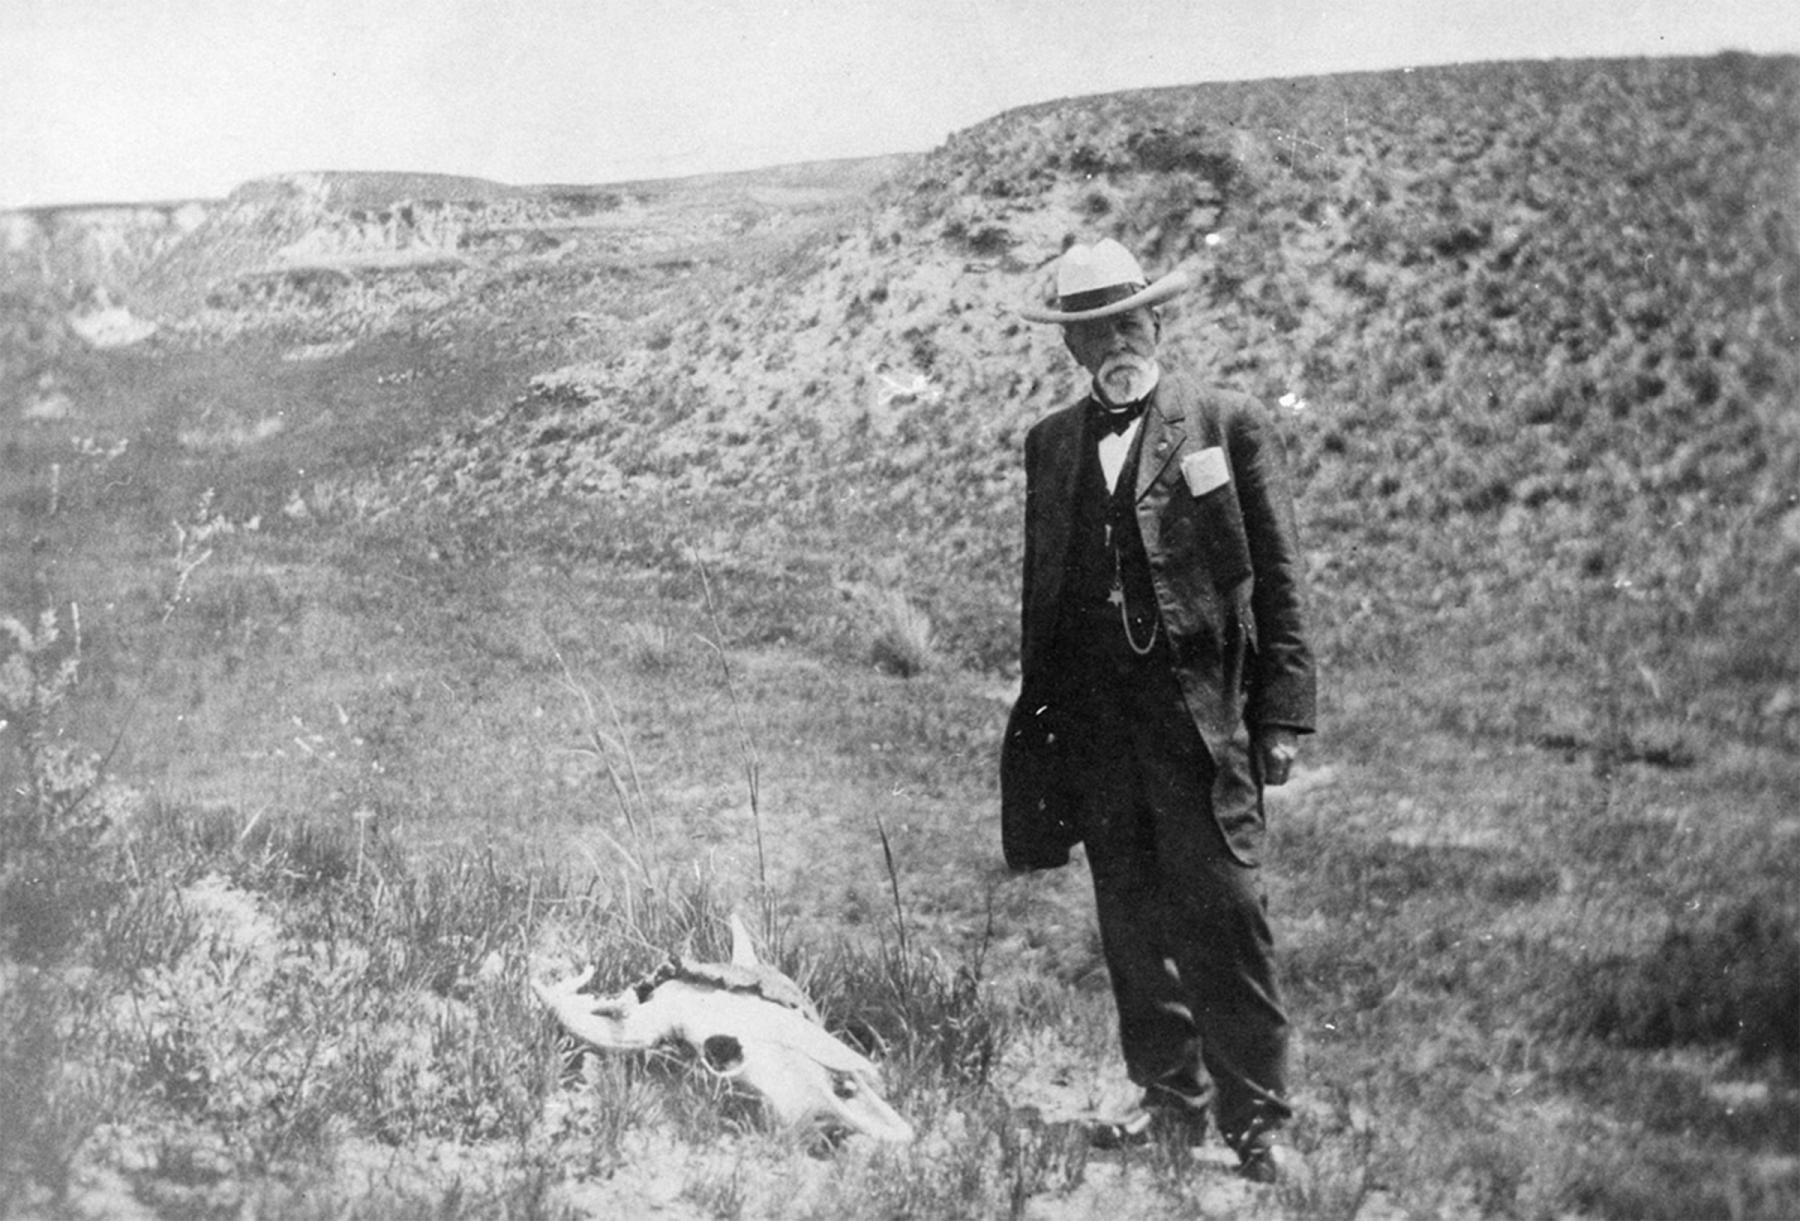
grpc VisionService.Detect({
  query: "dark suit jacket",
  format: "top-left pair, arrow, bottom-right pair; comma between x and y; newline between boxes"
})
1002,372 -> 1317,870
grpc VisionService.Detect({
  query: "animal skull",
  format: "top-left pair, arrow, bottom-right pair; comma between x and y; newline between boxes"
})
533,915 -> 913,1144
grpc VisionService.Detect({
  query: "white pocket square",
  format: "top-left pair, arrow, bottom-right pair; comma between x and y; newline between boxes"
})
1180,447 -> 1231,497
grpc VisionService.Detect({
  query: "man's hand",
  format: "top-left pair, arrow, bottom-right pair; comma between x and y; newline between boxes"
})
1255,726 -> 1300,787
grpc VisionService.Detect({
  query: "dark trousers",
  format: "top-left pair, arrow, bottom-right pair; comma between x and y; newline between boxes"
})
1050,610 -> 1291,1150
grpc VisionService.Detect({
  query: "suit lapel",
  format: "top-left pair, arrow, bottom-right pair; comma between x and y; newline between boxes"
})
1032,405 -> 1086,611
1135,385 -> 1186,502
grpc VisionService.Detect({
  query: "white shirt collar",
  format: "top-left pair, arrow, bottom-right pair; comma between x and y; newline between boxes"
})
1097,415 -> 1140,494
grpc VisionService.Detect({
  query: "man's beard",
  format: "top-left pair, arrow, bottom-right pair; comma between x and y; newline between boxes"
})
1095,353 -> 1159,405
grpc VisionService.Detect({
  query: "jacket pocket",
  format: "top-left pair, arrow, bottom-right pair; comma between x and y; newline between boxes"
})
1163,483 -> 1252,591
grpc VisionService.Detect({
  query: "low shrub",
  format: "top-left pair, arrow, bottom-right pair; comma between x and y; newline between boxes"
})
1125,127 -> 1240,187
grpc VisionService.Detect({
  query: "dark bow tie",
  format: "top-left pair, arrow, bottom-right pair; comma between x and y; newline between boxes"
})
1090,398 -> 1147,437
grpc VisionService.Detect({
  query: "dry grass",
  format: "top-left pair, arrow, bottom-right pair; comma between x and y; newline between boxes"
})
7,504 -> 1794,1218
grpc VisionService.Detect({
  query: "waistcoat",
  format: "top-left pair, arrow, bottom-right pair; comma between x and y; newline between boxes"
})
1057,415 -> 1160,645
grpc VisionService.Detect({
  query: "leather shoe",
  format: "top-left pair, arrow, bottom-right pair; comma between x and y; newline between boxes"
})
1088,1102 -> 1155,1149
1088,1087 -> 1208,1149
1238,1137 -> 1309,1188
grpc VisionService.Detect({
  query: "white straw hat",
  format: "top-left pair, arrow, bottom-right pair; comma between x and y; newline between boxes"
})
1019,238 -> 1191,324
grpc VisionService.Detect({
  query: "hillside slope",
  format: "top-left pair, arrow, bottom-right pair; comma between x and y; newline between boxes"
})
0,158 -> 909,404
372,55 -> 1798,750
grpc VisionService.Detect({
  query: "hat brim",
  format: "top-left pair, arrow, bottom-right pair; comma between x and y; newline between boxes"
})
1018,269 -> 1192,324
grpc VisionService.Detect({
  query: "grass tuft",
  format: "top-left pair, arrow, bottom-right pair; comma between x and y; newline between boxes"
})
864,588 -> 938,678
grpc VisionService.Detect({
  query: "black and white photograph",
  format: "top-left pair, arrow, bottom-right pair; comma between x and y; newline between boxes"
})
3,2 -> 1796,1216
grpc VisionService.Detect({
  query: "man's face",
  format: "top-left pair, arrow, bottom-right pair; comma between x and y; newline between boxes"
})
1062,307 -> 1162,404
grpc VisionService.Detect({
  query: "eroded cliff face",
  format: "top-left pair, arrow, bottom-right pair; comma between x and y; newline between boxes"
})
5,162 -> 894,367
2,171 -> 552,346
0,158 -> 901,430
2,199 -> 210,386
2,199 -> 209,291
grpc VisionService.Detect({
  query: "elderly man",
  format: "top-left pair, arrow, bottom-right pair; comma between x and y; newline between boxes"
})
1002,238 -> 1316,1184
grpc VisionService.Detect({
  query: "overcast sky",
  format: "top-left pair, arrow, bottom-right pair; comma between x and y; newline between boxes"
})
2,0 -> 1794,208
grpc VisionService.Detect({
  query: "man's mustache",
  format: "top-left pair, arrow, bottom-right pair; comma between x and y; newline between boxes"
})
1099,353 -> 1155,385
1101,354 -> 1152,373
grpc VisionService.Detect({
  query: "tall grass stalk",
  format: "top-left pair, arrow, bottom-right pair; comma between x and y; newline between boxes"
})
692,555 -> 775,945
555,649 -> 659,886
874,814 -> 910,962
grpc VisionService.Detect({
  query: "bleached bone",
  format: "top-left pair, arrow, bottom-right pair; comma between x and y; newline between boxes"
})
869,365 -> 944,408
533,914 -> 913,1143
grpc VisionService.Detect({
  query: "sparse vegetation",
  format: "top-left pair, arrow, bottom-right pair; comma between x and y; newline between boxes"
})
2,53 -> 1797,1219
864,588 -> 940,678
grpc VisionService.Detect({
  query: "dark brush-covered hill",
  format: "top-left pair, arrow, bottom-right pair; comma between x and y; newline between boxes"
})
363,55 -> 1797,752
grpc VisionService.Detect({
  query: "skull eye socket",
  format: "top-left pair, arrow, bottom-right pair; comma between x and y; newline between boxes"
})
830,1071 -> 860,1100
702,1034 -> 744,1073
